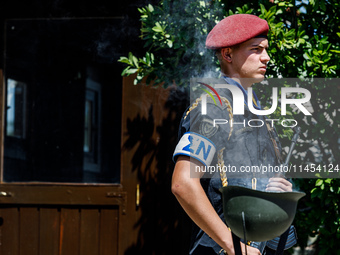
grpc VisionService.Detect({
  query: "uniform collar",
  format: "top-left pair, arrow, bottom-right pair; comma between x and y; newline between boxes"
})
222,76 -> 261,110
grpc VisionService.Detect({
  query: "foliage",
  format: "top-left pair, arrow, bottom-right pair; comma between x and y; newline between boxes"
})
295,178 -> 340,255
119,0 -> 340,253
118,1 -> 225,86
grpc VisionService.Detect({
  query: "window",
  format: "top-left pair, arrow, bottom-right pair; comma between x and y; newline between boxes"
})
6,79 -> 27,138
83,78 -> 101,173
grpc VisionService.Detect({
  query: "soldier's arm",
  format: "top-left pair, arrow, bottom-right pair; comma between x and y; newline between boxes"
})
171,155 -> 261,255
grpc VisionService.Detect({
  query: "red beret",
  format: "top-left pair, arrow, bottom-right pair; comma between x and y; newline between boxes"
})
206,14 -> 269,49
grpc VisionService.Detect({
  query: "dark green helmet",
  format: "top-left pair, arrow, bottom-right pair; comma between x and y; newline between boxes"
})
220,186 -> 305,242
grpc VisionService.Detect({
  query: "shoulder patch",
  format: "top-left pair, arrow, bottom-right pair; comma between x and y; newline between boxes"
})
199,118 -> 218,138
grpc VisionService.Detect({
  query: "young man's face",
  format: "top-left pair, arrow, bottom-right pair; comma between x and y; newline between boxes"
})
228,37 -> 270,85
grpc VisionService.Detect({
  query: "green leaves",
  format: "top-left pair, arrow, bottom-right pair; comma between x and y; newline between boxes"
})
300,35 -> 338,76
118,0 -> 224,87
118,52 -> 155,84
152,22 -> 164,33
296,176 -> 340,253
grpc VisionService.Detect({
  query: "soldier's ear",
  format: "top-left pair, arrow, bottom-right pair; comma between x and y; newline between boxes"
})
221,48 -> 232,62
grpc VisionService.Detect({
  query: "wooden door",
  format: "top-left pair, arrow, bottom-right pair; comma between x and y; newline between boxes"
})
0,63 -> 127,254
0,18 -> 129,255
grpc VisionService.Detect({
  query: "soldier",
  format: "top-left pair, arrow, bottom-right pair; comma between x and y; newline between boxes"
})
171,14 -> 296,255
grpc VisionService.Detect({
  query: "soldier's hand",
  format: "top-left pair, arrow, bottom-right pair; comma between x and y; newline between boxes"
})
266,177 -> 292,192
223,243 -> 261,255
241,244 -> 261,255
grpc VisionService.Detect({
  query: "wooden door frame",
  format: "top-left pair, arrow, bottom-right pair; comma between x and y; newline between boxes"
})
0,69 -> 4,182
